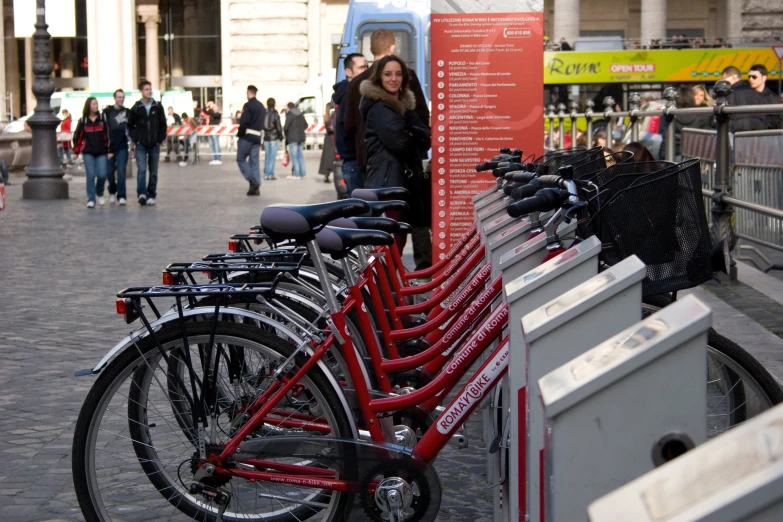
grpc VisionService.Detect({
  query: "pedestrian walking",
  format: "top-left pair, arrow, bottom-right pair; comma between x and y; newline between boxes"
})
236,85 -> 266,196
748,64 -> 783,129
72,97 -> 110,209
359,55 -> 431,253
333,52 -> 368,195
180,112 -> 196,166
283,102 -> 307,179
58,109 -> 74,168
204,101 -> 223,165
165,106 -> 182,163
102,89 -> 130,205
127,80 -> 167,206
263,98 -> 283,180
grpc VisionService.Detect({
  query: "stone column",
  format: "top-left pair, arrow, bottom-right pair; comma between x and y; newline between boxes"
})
641,0 -> 666,46
138,5 -> 161,88
184,0 -> 199,76
307,0 -> 321,82
3,6 -> 20,119
172,22 -> 184,79
725,0 -> 742,44
0,8 -> 6,122
25,37 -> 34,113
553,0 -> 580,47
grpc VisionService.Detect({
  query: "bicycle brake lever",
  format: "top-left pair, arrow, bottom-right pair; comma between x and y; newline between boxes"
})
564,201 -> 588,221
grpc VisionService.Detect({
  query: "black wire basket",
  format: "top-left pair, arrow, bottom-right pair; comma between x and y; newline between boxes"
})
586,158 -> 713,296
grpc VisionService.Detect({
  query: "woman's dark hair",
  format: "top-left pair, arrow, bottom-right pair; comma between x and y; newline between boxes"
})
677,85 -> 697,108
623,141 -> 655,162
370,55 -> 410,95
82,97 -> 99,118
267,98 -> 276,110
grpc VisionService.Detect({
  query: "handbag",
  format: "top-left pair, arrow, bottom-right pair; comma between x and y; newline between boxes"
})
281,149 -> 290,168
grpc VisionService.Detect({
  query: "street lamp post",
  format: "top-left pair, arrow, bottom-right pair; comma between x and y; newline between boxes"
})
22,0 -> 67,200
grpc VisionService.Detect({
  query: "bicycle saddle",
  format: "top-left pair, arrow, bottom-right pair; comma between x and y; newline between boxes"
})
349,216 -> 401,234
365,200 -> 408,217
260,199 -> 370,242
315,226 -> 394,259
352,187 -> 409,201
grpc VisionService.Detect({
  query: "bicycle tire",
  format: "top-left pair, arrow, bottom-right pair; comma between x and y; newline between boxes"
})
642,294 -> 783,435
72,321 -> 353,522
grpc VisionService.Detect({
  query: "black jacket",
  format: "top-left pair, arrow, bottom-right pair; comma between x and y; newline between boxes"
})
284,108 -> 307,145
332,80 -> 357,162
102,106 -> 129,152
725,81 -> 766,132
238,97 -> 266,145
344,63 -> 430,173
127,99 -> 167,148
263,110 -> 283,142
360,81 -> 431,226
659,111 -> 714,160
205,109 -> 221,125
760,88 -> 782,129
72,114 -> 110,156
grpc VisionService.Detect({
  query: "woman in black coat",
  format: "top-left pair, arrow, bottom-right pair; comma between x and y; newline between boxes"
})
359,55 -> 431,248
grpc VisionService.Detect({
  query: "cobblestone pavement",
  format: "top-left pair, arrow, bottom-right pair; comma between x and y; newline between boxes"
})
0,156 -> 492,522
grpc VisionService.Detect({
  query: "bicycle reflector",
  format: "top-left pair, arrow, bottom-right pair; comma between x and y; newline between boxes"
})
228,240 -> 239,252
116,298 -> 140,324
162,272 -> 175,286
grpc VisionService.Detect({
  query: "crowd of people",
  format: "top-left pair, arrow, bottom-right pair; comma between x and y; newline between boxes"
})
548,63 -> 782,163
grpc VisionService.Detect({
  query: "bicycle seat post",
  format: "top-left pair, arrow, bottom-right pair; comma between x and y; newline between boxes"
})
306,238 -> 341,314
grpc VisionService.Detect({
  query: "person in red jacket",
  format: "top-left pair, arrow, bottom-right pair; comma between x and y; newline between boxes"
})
72,97 -> 111,208
58,110 -> 74,167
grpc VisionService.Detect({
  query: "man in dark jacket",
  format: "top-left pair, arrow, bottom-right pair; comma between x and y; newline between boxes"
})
283,102 -> 308,179
721,66 -> 766,132
262,98 -> 283,180
333,52 -> 368,195
102,89 -> 130,205
205,101 -> 222,164
237,85 -> 266,195
343,28 -> 432,269
748,64 -> 782,129
127,80 -> 167,206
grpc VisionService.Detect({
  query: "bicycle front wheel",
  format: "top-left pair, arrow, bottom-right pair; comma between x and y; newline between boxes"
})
72,322 -> 352,522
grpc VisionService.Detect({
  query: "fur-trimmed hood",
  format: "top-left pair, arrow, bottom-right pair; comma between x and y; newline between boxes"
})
359,80 -> 416,116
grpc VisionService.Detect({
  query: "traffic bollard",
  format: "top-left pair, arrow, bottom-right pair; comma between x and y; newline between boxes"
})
588,402 -> 783,522
513,255 -> 647,522
491,235 -> 602,521
541,295 -> 710,522
496,220 -> 578,285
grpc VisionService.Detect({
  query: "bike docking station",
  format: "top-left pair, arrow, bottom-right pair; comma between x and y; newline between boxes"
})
474,186 -> 506,218
507,255 -> 647,522
477,195 -> 513,228
538,295 -> 710,521
588,402 -> 783,522
487,211 -> 554,279
488,235 -> 602,520
495,219 -> 578,284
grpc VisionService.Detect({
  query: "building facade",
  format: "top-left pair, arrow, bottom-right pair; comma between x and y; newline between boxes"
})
0,0 -> 780,122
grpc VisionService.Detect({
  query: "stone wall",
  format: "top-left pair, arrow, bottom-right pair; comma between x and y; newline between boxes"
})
742,0 -> 783,40
222,0 -> 312,115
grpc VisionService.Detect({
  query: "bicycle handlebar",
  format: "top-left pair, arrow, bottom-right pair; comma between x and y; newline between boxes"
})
510,179 -> 540,200
536,175 -> 569,189
507,172 -> 536,184
507,188 -> 569,218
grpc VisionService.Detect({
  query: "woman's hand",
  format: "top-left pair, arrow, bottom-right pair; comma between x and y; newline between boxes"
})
108,153 -> 114,159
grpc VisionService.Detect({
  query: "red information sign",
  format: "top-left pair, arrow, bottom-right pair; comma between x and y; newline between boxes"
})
430,12 -> 544,260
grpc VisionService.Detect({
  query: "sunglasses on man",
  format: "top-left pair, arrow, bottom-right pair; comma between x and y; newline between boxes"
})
748,74 -> 761,80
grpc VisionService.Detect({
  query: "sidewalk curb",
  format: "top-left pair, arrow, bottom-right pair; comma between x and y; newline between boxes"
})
737,261 -> 783,308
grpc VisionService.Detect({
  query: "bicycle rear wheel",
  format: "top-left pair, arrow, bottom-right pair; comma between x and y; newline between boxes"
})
72,322 -> 352,522
642,295 -> 783,437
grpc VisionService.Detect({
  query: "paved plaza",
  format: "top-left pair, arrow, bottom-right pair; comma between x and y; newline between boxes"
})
1,155 -> 782,521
